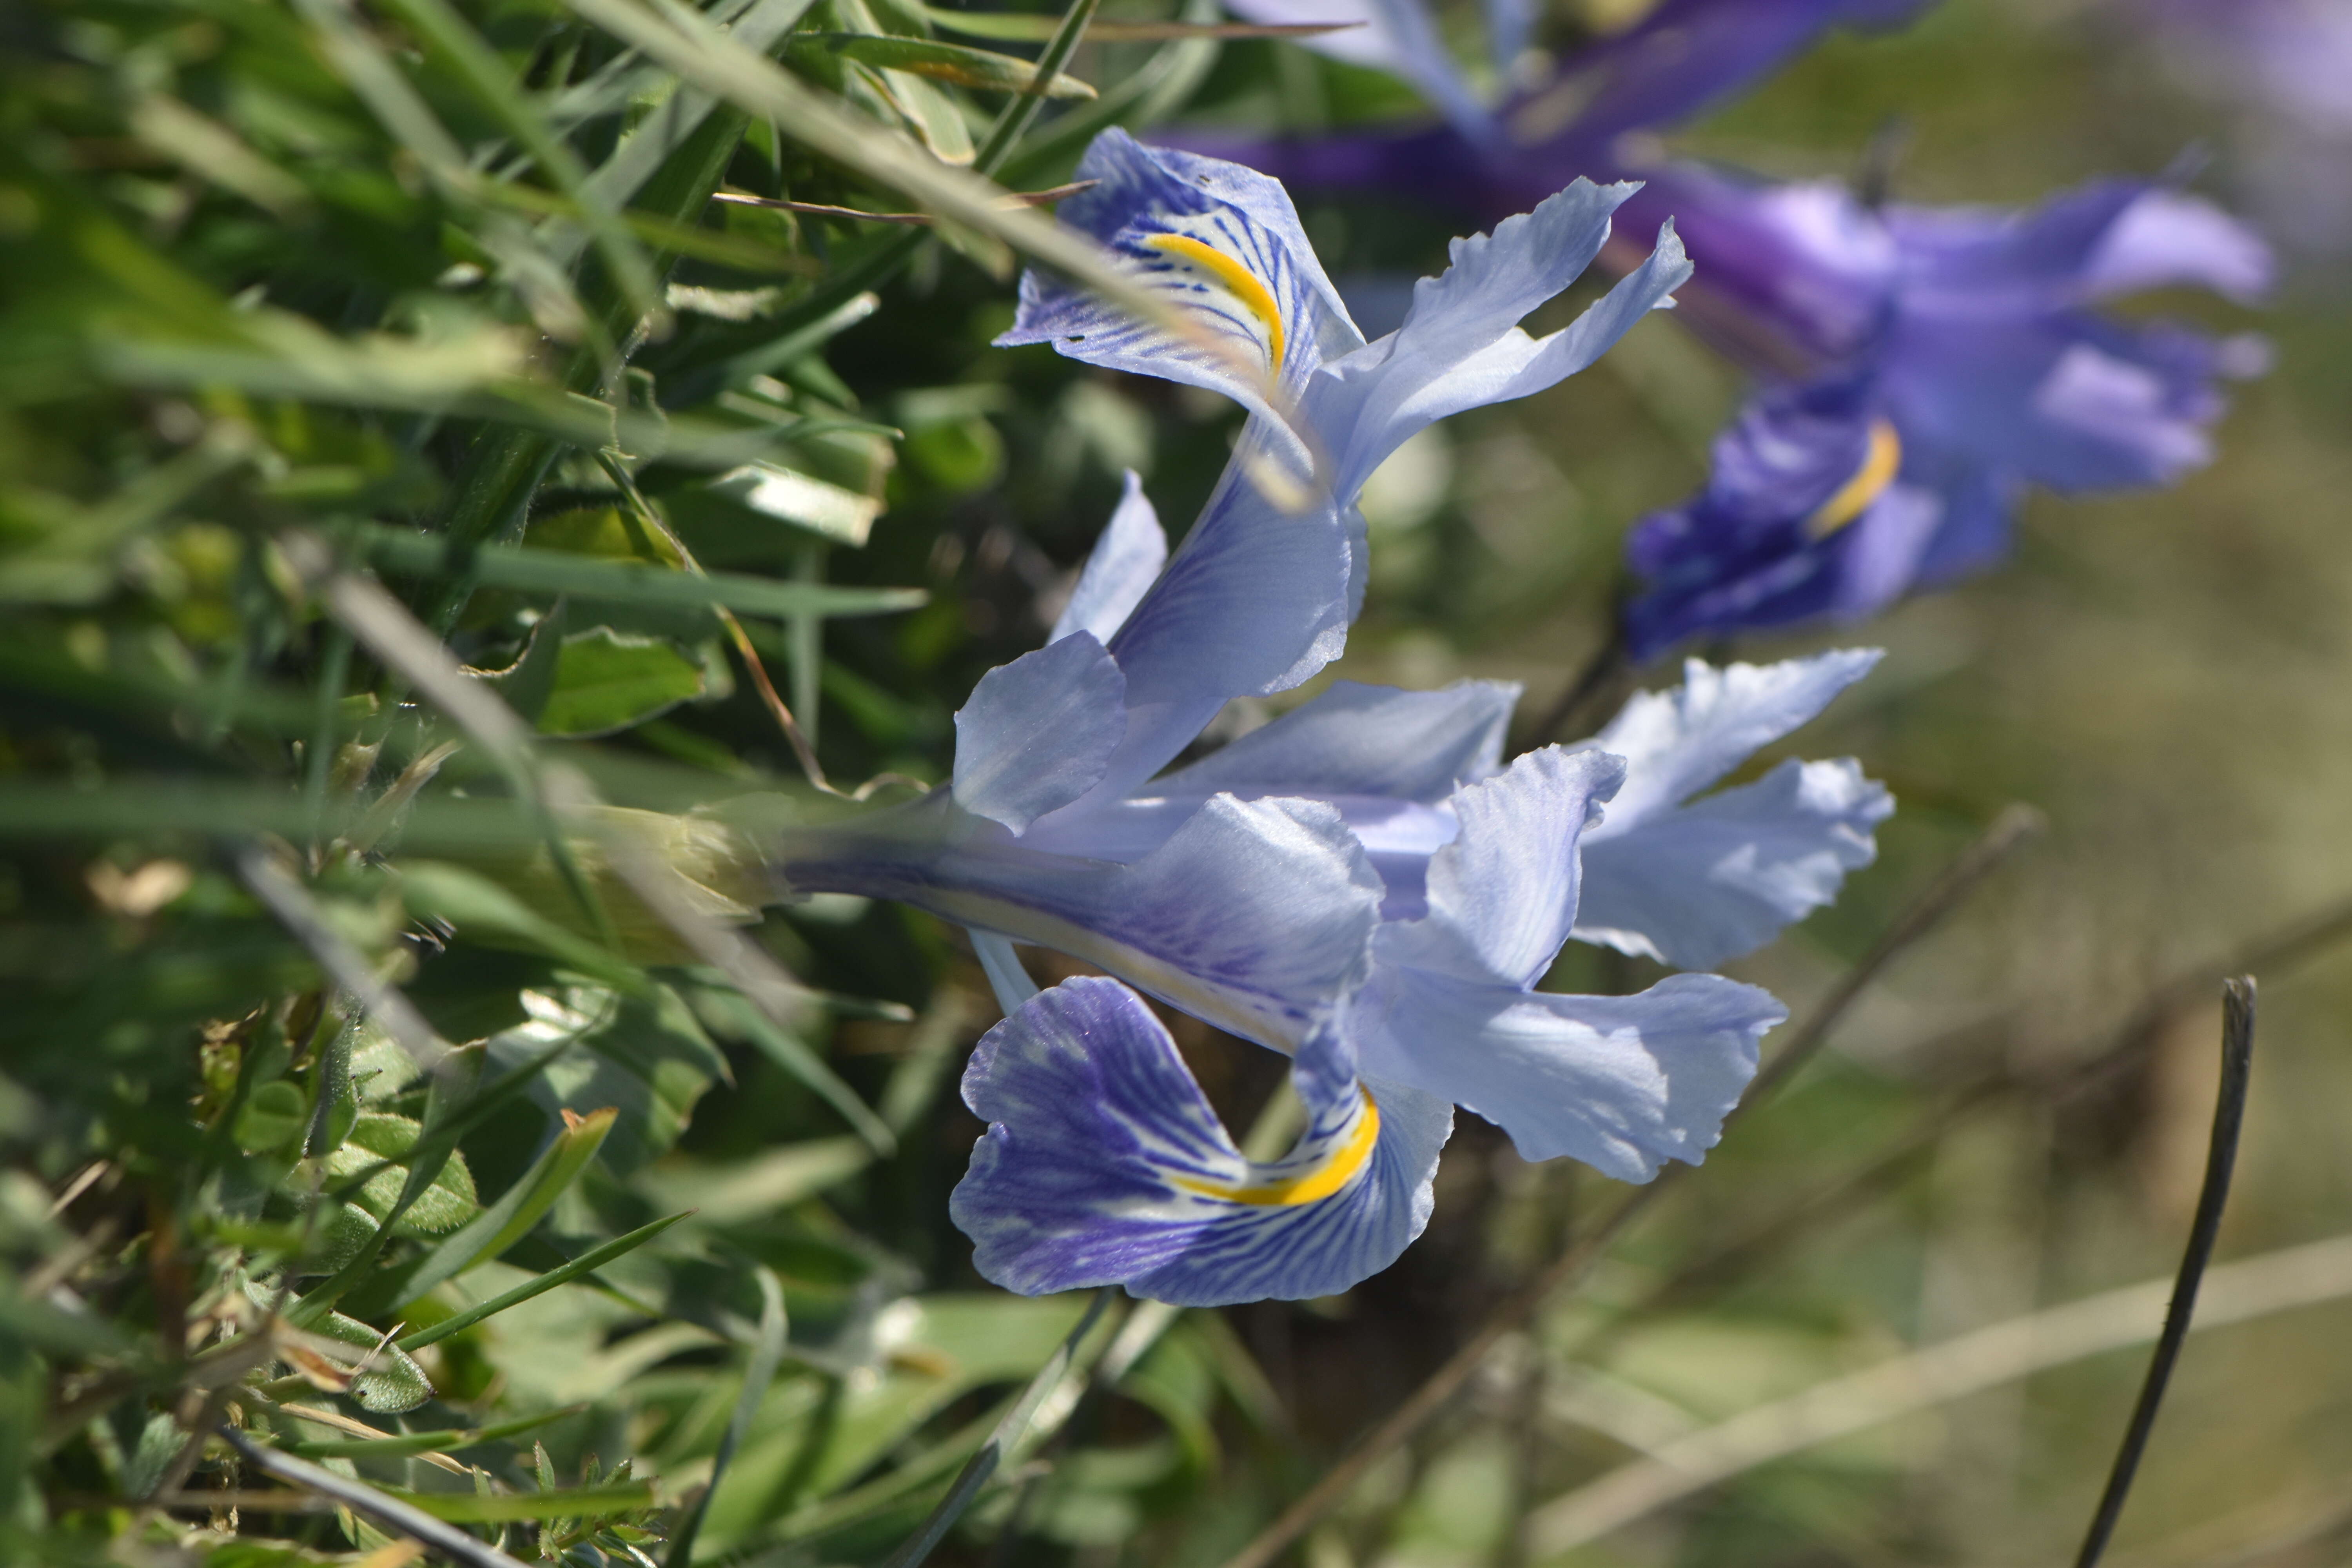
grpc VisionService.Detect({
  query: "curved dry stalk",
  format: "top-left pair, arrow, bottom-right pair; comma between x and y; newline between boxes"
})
1525,1226 -> 2352,1555
2075,979 -> 2256,1568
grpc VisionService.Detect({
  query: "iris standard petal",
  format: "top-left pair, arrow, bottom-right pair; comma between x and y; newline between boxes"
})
2082,188 -> 2276,305
951,976 -> 1451,1305
1574,756 -> 1893,969
1051,470 -> 1169,647
996,129 -> 1363,429
1073,460 -> 1360,802
1398,746 -> 1624,989
1318,197 -> 1690,492
1156,678 -> 1518,804
1583,649 -> 1885,833
1350,964 -> 1782,1179
951,632 -> 1127,834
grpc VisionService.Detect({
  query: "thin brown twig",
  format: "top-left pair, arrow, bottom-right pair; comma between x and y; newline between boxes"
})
1211,805 -> 2040,1568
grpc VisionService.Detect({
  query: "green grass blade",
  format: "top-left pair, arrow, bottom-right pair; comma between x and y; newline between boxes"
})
664,1266 -> 787,1566
397,1107 -> 618,1307
558,0 -> 1188,341
281,1406 -> 579,1461
377,0 -> 666,334
399,1483 -> 656,1522
973,0 -> 1102,174
396,1211 -> 692,1354
346,523 -> 928,621
878,1290 -> 1114,1568
786,34 -> 1095,99
697,984 -> 895,1157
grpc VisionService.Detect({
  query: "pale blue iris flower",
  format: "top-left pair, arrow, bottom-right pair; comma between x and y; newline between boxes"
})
924,480 -> 1885,1301
773,132 -> 1887,1305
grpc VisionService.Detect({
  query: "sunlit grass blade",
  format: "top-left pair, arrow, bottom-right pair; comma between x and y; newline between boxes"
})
573,0 -> 818,225
917,4 -> 1357,40
396,1212 -> 692,1354
281,1406 -> 578,1461
396,1108 -> 617,1307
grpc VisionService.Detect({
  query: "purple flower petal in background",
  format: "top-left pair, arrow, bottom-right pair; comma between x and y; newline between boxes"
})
1616,169 -> 2271,649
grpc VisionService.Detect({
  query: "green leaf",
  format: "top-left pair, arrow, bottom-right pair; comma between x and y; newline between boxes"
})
536,628 -> 708,738
326,1112 -> 482,1235
787,34 -> 1096,98
235,1080 -> 310,1153
637,1137 -> 874,1227
396,1106 -> 616,1306
308,1305 -> 437,1414
396,1210 -> 692,1353
479,600 -> 570,726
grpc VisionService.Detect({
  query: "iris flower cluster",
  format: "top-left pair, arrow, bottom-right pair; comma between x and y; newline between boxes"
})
1189,0 -> 2272,654
770,131 -> 1893,1306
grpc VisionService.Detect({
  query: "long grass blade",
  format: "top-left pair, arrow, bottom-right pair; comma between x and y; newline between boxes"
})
281,1406 -> 577,1461
2073,977 -> 2258,1568
665,1267 -> 788,1566
377,0 -> 666,334
344,523 -> 927,622
216,1425 -> 534,1568
397,1212 -> 692,1354
878,1290 -> 1113,1568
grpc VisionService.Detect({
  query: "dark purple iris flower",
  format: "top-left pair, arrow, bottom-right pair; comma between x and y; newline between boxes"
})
1179,0 -> 2272,653
1613,167 -> 2271,653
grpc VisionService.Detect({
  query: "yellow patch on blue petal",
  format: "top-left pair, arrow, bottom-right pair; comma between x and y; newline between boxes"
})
1145,232 -> 1287,372
1172,1087 -> 1379,1205
1805,419 -> 1902,539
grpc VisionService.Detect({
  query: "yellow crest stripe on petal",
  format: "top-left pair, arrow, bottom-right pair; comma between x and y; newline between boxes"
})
1145,232 -> 1287,372
1172,1087 -> 1379,1206
1806,419 -> 1902,539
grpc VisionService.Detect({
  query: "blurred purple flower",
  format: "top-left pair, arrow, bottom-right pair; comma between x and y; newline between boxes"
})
1172,0 -> 2272,652
2134,0 -> 2352,252
1618,168 -> 2272,652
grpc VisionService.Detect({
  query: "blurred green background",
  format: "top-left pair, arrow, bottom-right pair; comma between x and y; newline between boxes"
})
4,0 -> 2350,1564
